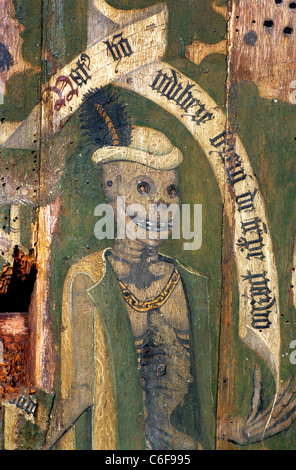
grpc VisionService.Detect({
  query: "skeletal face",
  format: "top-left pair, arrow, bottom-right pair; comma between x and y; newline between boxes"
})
102,161 -> 180,246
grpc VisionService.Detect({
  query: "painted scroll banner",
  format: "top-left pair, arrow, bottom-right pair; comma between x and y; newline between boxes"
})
1,3 -> 169,149
115,62 -> 281,392
1,2 -> 280,395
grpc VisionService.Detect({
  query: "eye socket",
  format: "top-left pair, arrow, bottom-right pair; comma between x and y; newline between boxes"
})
167,184 -> 178,198
137,181 -> 150,195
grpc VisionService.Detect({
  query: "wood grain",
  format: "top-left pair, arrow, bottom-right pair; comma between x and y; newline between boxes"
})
229,0 -> 296,102
0,0 -> 295,451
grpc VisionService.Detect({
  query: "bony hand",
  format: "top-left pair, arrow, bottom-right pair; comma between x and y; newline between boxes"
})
226,365 -> 296,445
2,389 -> 54,450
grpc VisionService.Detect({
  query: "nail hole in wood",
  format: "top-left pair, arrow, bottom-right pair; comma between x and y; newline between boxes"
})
284,26 -> 293,34
264,20 -> 274,28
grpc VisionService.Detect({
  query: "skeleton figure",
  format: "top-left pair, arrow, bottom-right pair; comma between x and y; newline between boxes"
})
100,156 -> 196,450
46,122 -> 215,450
45,93 -> 296,450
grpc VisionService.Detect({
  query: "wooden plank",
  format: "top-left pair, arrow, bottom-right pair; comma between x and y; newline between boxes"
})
0,0 -> 295,451
215,0 -> 296,450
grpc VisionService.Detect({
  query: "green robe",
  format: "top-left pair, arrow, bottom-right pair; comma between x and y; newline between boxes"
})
63,250 -> 216,450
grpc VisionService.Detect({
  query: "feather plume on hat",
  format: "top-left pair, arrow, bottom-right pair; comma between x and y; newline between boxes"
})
80,87 -> 183,170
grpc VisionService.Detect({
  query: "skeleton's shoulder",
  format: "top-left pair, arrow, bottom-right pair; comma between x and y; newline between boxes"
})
65,249 -> 106,286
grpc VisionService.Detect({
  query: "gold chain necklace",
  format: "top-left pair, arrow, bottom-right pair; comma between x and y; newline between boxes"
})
118,266 -> 181,313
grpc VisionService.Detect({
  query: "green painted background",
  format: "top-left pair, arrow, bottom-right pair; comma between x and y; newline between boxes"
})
0,0 -> 295,450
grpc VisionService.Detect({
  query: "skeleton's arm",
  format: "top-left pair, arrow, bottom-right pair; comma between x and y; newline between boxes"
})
226,366 -> 296,445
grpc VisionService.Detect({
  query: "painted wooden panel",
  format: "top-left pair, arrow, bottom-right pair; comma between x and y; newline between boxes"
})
0,0 -> 295,451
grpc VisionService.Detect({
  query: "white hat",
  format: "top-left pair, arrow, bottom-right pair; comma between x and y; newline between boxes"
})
91,126 -> 183,170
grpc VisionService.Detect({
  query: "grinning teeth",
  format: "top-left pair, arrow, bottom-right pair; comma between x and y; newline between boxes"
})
129,216 -> 173,232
